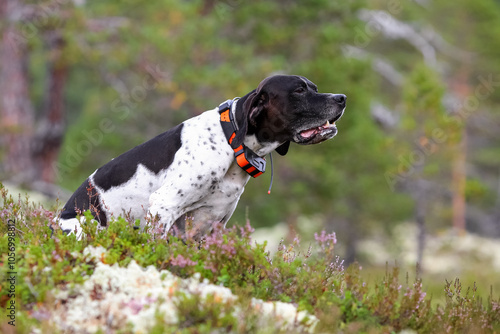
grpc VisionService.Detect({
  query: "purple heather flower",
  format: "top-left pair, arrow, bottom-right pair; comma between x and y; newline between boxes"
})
170,254 -> 196,268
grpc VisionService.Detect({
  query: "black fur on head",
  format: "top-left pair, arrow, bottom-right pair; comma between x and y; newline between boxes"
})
233,85 -> 289,156
232,74 -> 345,157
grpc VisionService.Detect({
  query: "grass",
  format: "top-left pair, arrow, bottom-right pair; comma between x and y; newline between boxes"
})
1,182 -> 499,333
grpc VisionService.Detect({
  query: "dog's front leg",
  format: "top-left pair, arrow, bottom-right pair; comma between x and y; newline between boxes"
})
148,190 -> 182,237
148,177 -> 209,237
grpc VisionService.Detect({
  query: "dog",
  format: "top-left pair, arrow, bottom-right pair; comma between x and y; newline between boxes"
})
59,75 -> 346,239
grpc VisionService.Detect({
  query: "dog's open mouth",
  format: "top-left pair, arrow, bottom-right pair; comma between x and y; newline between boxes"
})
295,112 -> 344,145
299,120 -> 336,139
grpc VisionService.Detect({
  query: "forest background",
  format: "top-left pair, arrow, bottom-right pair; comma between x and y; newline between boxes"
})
1,0 -> 500,290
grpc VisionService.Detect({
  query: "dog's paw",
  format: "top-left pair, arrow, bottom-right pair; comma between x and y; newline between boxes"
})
59,217 -> 85,240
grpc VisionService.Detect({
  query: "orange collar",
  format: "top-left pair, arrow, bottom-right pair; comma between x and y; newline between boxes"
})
218,99 -> 266,178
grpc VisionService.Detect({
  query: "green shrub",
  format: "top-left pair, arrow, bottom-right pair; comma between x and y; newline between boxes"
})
1,183 -> 499,333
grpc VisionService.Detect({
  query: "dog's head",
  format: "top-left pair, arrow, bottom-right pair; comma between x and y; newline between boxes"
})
234,75 -> 346,155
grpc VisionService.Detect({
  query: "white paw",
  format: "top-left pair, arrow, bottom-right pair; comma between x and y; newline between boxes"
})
59,217 -> 85,240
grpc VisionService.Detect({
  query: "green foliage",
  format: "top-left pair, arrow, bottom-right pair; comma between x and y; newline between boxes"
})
173,292 -> 238,332
2,0 -> 499,267
1,185 -> 499,333
402,63 -> 461,148
35,0 -> 414,243
465,178 -> 495,206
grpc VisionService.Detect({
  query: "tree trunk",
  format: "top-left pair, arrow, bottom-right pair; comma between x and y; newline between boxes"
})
0,0 -> 35,182
32,32 -> 68,183
449,64 -> 470,235
343,214 -> 358,266
326,215 -> 358,266
344,225 -> 358,266
452,133 -> 466,234
1,1 -> 68,188
415,181 -> 426,274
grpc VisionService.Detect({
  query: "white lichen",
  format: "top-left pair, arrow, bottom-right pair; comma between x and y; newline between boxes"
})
48,246 -> 318,333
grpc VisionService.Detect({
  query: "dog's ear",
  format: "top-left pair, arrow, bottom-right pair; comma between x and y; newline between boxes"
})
248,91 -> 268,127
275,141 -> 290,156
233,89 -> 267,148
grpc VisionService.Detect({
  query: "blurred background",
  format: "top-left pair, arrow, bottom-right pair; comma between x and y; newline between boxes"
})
1,0 -> 499,295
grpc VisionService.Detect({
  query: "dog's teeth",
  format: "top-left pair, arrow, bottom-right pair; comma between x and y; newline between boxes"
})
325,120 -> 330,127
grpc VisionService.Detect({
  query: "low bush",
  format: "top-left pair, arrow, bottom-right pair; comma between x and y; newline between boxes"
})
1,183 -> 499,333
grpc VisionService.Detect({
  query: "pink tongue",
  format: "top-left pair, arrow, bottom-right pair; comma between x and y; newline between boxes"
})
300,128 -> 317,138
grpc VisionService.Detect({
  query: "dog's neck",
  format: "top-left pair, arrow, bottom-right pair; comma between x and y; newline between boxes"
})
233,97 -> 282,157
243,134 -> 281,157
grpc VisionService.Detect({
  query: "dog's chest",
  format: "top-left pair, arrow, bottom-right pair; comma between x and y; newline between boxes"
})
163,110 -> 250,221
181,162 -> 248,220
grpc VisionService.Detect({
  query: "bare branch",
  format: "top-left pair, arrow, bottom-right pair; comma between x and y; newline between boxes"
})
370,102 -> 399,129
421,27 -> 475,62
342,45 -> 404,86
358,10 -> 437,68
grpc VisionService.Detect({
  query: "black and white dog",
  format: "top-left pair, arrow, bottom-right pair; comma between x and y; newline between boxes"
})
59,75 -> 346,239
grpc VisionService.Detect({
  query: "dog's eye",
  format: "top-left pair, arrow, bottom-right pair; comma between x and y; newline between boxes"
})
294,87 -> 306,94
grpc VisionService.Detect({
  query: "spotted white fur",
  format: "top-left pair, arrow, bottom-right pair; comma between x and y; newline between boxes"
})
60,106 -> 280,239
59,75 -> 346,240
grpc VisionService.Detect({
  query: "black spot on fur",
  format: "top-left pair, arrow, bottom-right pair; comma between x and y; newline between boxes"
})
92,123 -> 184,191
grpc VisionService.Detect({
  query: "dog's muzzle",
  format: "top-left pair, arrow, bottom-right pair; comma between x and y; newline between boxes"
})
294,94 -> 346,145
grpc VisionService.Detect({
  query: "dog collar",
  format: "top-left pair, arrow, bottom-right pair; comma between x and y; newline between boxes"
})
218,99 -> 266,178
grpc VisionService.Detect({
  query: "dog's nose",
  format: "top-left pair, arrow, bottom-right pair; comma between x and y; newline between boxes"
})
332,94 -> 346,105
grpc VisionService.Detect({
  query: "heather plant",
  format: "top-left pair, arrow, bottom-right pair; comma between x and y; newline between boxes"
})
1,183 -> 499,333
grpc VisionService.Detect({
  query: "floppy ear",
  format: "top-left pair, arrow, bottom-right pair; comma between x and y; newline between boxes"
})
232,90 -> 267,148
275,141 -> 290,156
248,91 -> 268,127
